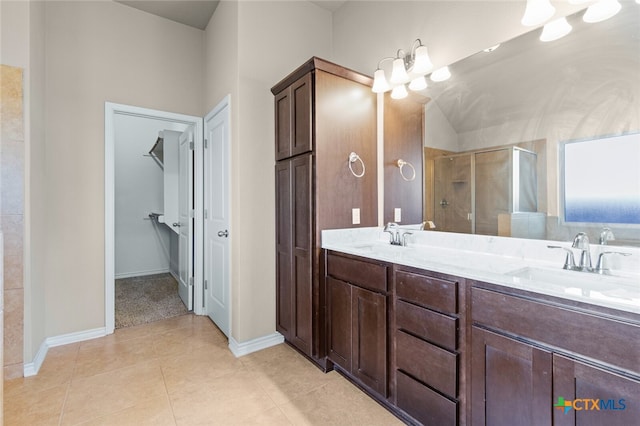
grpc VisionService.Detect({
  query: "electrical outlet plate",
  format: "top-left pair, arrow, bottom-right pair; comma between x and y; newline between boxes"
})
352,208 -> 361,225
394,208 -> 401,222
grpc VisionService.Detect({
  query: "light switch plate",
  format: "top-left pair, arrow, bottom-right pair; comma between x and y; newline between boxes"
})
352,208 -> 361,225
394,208 -> 401,222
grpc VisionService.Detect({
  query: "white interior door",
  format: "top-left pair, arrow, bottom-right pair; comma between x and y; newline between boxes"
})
204,98 -> 231,336
178,127 -> 194,310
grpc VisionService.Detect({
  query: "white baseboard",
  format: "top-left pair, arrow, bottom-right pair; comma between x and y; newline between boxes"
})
23,327 -> 107,377
115,268 -> 170,279
229,332 -> 284,358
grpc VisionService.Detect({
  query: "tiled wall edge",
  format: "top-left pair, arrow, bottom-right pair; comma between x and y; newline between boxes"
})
23,327 -> 108,377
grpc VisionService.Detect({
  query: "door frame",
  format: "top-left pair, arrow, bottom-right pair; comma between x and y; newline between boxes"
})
104,102 -> 204,334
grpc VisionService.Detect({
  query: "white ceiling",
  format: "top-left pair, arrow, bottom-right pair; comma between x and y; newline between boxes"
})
114,0 -> 346,30
114,1 -> 220,30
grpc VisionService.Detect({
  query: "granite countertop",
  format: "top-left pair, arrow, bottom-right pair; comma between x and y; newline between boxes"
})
322,227 -> 640,315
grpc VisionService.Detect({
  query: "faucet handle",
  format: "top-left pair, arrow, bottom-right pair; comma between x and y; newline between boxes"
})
599,228 -> 615,245
595,251 -> 631,274
547,245 -> 577,270
402,231 -> 413,247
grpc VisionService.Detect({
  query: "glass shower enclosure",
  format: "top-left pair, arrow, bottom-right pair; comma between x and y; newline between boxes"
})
433,146 -> 538,236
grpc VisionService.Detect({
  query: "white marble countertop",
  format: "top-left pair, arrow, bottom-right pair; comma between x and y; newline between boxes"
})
322,227 -> 640,315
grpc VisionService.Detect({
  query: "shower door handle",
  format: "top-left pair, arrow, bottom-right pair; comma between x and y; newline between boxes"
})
217,230 -> 229,238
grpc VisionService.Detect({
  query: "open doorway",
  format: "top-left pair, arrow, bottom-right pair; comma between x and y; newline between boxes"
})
105,103 -> 203,334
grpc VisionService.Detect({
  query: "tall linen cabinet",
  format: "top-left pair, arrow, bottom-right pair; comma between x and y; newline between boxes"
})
272,58 -> 377,367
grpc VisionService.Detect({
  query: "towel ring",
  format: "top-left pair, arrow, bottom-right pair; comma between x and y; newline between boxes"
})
348,152 -> 365,178
397,159 -> 416,181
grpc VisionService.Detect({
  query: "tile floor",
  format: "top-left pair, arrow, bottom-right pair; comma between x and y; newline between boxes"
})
4,314 -> 403,425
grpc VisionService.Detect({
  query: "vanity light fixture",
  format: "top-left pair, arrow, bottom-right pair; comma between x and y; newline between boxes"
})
409,75 -> 428,91
430,66 -> 451,82
521,0 -> 556,26
540,17 -> 573,41
391,84 -> 409,100
371,39 -> 436,98
583,0 -> 622,23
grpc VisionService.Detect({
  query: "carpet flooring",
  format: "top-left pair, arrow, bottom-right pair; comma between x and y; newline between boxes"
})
115,273 -> 189,329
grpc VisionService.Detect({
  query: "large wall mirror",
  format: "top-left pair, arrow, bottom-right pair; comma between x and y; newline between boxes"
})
419,4 -> 639,246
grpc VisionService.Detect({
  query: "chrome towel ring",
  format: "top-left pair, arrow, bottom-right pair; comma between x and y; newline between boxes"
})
397,159 -> 416,181
348,152 -> 366,178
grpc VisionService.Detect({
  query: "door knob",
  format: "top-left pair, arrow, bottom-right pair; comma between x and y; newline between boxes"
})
217,230 -> 229,238
172,222 -> 181,227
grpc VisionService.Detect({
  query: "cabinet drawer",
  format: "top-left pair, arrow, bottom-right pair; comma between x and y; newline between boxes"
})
396,270 -> 457,314
396,300 -> 457,351
396,370 -> 457,426
327,253 -> 387,293
396,330 -> 457,397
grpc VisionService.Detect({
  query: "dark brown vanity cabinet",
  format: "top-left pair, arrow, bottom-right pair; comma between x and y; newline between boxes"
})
471,327 -> 553,426
471,284 -> 640,426
553,354 -> 640,426
272,58 -> 377,366
275,154 -> 312,355
326,252 -> 389,397
393,268 -> 463,426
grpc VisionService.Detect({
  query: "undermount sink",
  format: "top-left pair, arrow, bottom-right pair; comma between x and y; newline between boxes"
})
505,266 -> 640,303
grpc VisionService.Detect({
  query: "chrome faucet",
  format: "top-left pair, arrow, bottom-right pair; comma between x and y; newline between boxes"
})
572,232 -> 592,271
383,222 -> 400,245
383,222 -> 412,246
599,227 -> 615,245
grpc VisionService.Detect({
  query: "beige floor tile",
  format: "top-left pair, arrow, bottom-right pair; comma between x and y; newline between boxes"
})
61,361 -> 167,425
278,377 -> 403,426
72,334 -> 159,379
170,369 -> 279,426
239,342 -> 301,368
3,383 -> 67,426
161,345 -> 244,394
5,344 -> 78,398
151,323 -> 228,359
245,347 -> 339,406
3,315 -> 405,425
225,406 -> 293,426
74,394 -> 176,426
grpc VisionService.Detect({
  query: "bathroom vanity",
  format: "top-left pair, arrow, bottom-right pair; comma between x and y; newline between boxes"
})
322,228 -> 640,425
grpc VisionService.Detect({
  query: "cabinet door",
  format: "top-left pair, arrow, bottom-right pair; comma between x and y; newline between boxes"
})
290,73 -> 313,157
274,73 -> 312,160
553,354 -> 640,426
290,154 -> 313,354
327,277 -> 352,371
471,326 -> 552,426
275,161 -> 292,339
352,286 -> 388,397
275,87 -> 292,160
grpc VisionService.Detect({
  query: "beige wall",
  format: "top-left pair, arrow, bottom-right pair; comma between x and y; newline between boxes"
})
42,0 -> 203,337
27,0 -> 47,365
202,0 -> 332,343
232,1 -> 331,342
